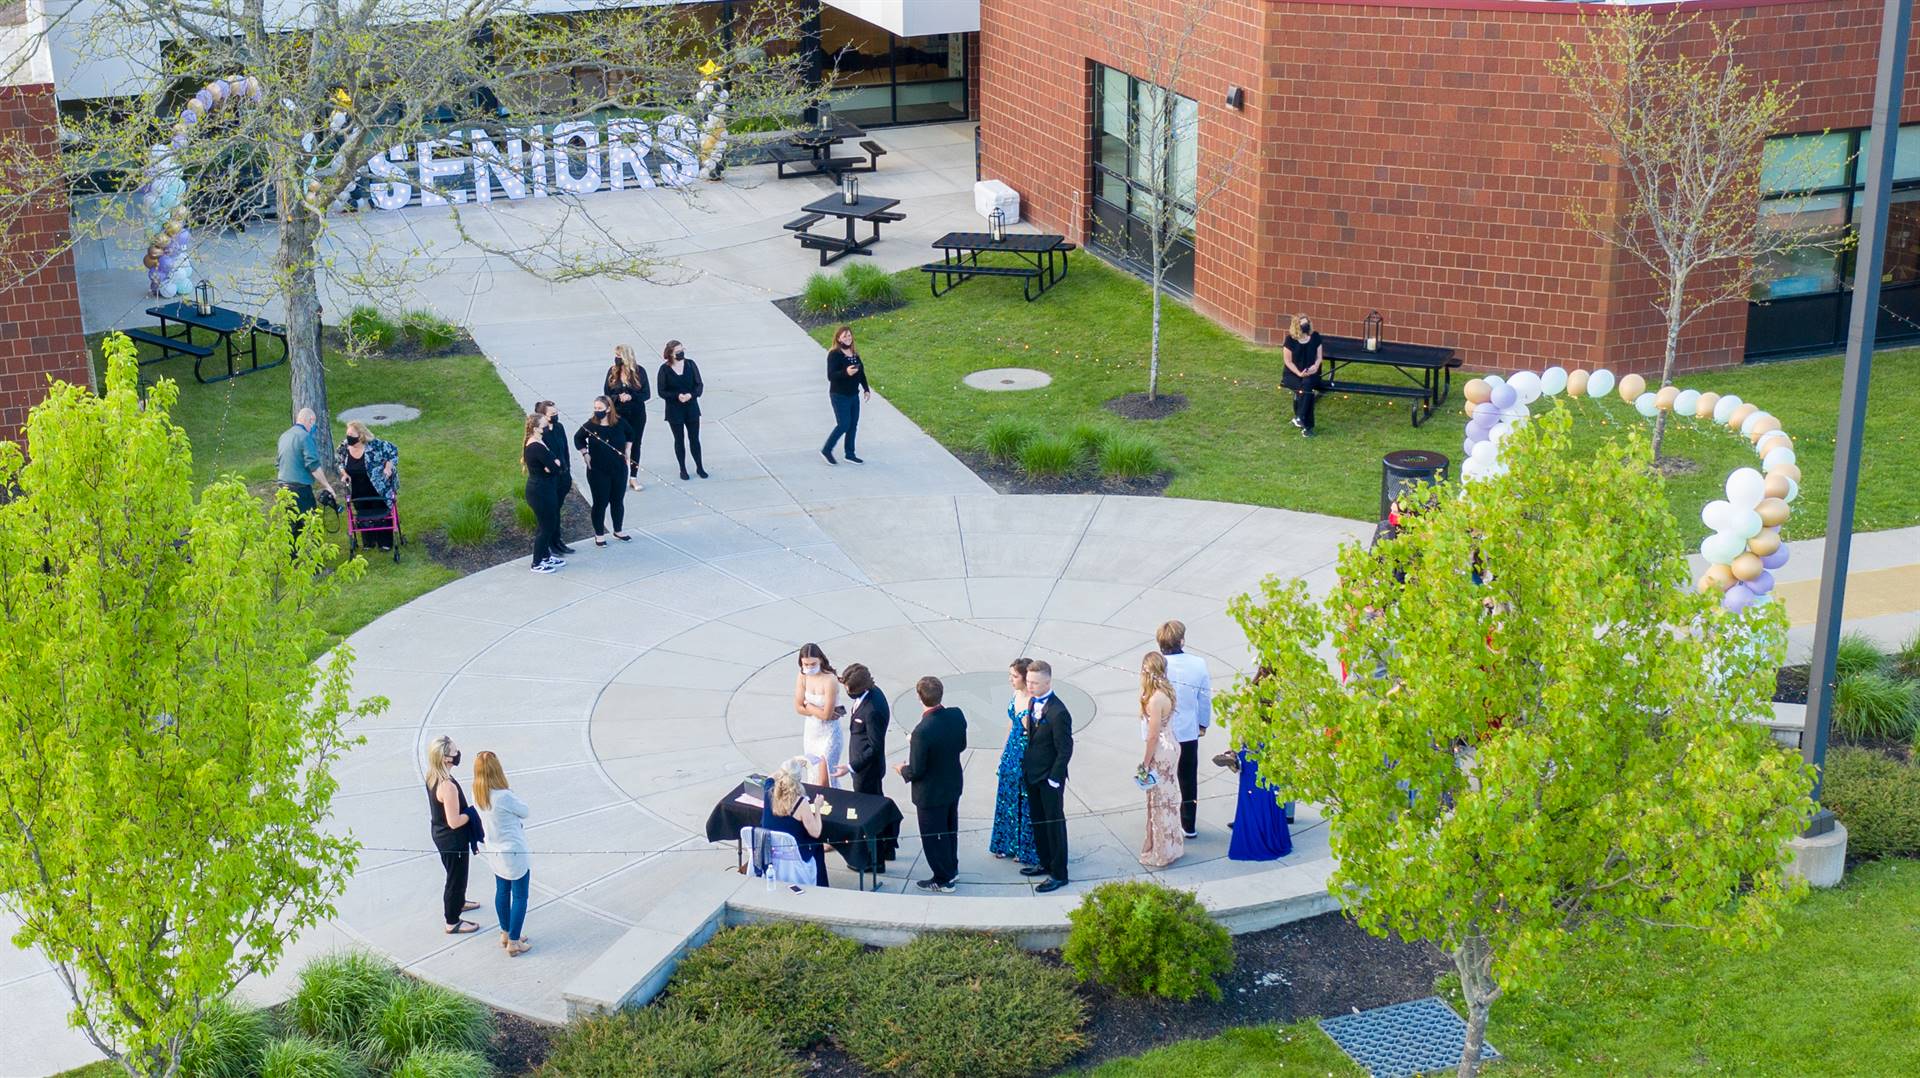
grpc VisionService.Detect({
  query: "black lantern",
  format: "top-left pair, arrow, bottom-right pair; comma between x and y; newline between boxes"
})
841,173 -> 858,205
1364,310 -> 1383,353
988,208 -> 1006,242
194,279 -> 215,317
816,101 -> 832,132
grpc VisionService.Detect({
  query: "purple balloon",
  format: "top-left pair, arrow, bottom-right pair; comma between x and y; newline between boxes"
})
1490,384 -> 1518,409
1722,583 -> 1757,612
193,89 -> 214,110
1761,546 -> 1790,571
180,109 -> 197,126
171,133 -> 190,149
157,254 -> 177,273
1747,570 -> 1775,596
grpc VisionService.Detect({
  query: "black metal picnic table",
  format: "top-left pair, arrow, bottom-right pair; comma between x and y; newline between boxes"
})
796,193 -> 902,266
139,303 -> 288,384
774,120 -> 869,178
1316,335 -> 1461,427
921,232 -> 1076,301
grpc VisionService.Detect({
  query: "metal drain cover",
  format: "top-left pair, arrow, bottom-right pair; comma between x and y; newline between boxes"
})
1318,997 -> 1498,1077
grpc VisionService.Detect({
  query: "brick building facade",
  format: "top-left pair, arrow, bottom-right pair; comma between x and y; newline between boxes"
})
0,80 -> 89,444
976,0 -> 1920,375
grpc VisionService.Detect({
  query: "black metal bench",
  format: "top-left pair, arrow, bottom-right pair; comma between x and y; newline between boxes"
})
1316,335 -> 1461,427
857,140 -> 887,172
784,212 -> 825,233
871,210 -> 905,224
122,327 -> 214,365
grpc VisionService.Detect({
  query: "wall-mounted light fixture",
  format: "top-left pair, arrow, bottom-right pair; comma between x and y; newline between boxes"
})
1225,86 -> 1245,110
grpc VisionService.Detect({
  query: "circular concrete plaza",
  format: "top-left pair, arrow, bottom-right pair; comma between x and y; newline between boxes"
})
325,492 -> 1364,1019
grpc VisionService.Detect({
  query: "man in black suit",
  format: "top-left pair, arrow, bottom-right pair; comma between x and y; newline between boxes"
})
894,675 -> 966,893
841,663 -> 890,796
1020,660 -> 1073,893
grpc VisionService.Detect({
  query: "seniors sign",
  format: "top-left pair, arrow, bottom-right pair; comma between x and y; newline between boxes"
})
362,115 -> 707,210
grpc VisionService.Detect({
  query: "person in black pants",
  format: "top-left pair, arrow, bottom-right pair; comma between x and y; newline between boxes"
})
895,675 -> 967,893
657,340 -> 708,480
574,396 -> 635,546
821,325 -> 870,465
1282,314 -> 1325,437
606,344 -> 652,488
536,401 -> 577,554
426,735 -> 483,934
522,412 -> 565,573
1020,660 -> 1074,893
842,662 -> 891,796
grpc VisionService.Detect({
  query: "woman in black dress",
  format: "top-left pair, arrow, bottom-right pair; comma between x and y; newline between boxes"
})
656,340 -> 708,481
573,395 -> 635,546
1282,313 -> 1325,438
605,344 -> 651,488
522,412 -> 565,573
536,401 -> 576,555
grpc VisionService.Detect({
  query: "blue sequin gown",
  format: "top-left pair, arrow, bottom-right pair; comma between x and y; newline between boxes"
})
1228,750 -> 1293,862
988,698 -> 1039,864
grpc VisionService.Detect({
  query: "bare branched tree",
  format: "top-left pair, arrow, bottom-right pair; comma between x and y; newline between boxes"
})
1550,9 -> 1843,461
1094,0 -> 1246,403
2,0 -> 821,438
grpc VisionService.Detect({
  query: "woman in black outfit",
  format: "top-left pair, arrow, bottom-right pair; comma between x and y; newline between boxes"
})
522,412 -> 565,573
574,396 -> 636,546
536,401 -> 576,555
821,324 -> 870,465
606,344 -> 651,487
657,340 -> 708,481
426,734 -> 482,934
1282,313 -> 1325,438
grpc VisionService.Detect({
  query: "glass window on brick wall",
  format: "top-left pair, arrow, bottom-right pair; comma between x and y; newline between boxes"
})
819,7 -> 967,126
1090,63 -> 1198,295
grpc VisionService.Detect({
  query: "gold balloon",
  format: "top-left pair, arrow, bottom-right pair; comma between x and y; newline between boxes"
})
1756,497 -> 1790,528
164,220 -> 183,236
1655,385 -> 1679,411
1728,402 -> 1757,429
1764,472 -> 1792,500
1464,378 -> 1492,404
170,204 -> 188,220
1747,530 -> 1782,557
143,253 -> 159,269
1567,369 -> 1590,397
1731,552 -> 1765,582
1749,414 -> 1782,442
1757,431 -> 1793,456
1769,461 -> 1802,483
1464,399 -> 1480,419
1695,391 -> 1720,419
1618,372 -> 1646,402
1699,563 -> 1735,593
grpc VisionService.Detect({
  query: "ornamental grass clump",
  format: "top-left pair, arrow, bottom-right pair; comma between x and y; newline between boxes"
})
389,1047 -> 494,1078
259,1036 -> 362,1078
665,923 -> 861,1050
180,1000 -> 275,1078
401,311 -> 461,351
1832,671 -> 1919,741
363,980 -> 493,1069
1835,632 -> 1887,681
801,272 -> 854,316
1017,435 -> 1080,479
1063,881 -> 1234,1001
289,951 -> 403,1046
1098,434 -> 1168,480
980,416 -> 1039,463
842,262 -> 906,305
535,1002 -> 798,1078
346,306 -> 400,351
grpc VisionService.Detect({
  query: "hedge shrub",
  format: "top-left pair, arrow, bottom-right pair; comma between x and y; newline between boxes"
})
1063,881 -> 1234,1002
1822,746 -> 1920,860
666,922 -> 861,1049
536,1002 -> 798,1078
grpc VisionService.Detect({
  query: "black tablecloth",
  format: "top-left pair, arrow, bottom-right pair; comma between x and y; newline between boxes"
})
705,780 -> 902,871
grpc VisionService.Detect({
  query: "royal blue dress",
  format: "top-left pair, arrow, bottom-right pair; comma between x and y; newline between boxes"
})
1228,750 -> 1293,862
988,699 -> 1039,864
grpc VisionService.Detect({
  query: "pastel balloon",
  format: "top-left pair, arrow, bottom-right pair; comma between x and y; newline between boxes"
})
1634,392 -> 1658,417
1464,399 -> 1481,419
1587,369 -> 1616,399
1701,499 -> 1735,531
1756,431 -> 1792,456
1747,530 -> 1781,557
1762,546 -> 1791,571
1699,563 -> 1735,592
1763,447 -> 1797,472
1713,394 -> 1743,424
180,109 -> 198,126
142,252 -> 160,269
210,79 -> 230,101
1728,403 -> 1758,430
1508,370 -> 1542,403
159,280 -> 178,298
1731,552 -> 1765,582
1763,472 -> 1792,500
1541,367 -> 1568,395
1749,414 -> 1782,441
1674,389 -> 1701,416
1485,374 -> 1506,390
1725,468 -> 1766,509
1738,410 -> 1767,436
1567,369 -> 1590,397
1464,378 -> 1492,404
1770,462 -> 1802,484
1782,476 -> 1801,503
1701,531 -> 1745,565
157,254 -> 177,273
1490,383 -> 1518,410
1727,508 -> 1763,541
1463,437 -> 1479,456
1619,372 -> 1647,402
1756,497 -> 1790,528
1747,570 -> 1775,596
193,90 -> 213,111
1723,583 -> 1757,612
1489,422 -> 1514,445
1655,385 -> 1680,411
1695,391 -> 1720,418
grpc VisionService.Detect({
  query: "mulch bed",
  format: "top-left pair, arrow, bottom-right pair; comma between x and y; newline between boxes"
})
1104,392 -> 1190,421
318,326 -> 483,361
490,1008 -> 554,1076
1775,664 -> 1809,705
955,448 -> 1171,498
774,295 -> 911,333
423,490 -> 593,574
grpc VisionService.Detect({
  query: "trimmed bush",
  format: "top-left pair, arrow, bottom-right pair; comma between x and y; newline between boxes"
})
364,980 -> 493,1069
181,1000 -> 274,1078
666,922 -> 861,1049
536,1002 -> 798,1078
389,1048 -> 493,1078
800,272 -> 854,316
1017,435 -> 1080,479
259,1036 -> 361,1078
345,306 -> 399,351
980,416 -> 1039,463
1833,671 -> 1918,741
1836,632 -> 1886,681
843,262 -> 906,305
1065,421 -> 1114,459
288,951 -> 401,1047
402,311 -> 461,351
446,492 -> 494,548
1822,746 -> 1920,859
841,934 -> 1087,1078
1063,880 -> 1234,1002
1099,434 -> 1168,480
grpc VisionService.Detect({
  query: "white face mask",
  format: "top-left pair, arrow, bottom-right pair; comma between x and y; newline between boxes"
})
802,663 -> 821,676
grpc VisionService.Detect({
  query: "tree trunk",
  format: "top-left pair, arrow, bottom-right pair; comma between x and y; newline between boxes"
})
1148,245 -> 1164,403
275,199 -> 330,443
1650,286 -> 1685,462
1453,936 -> 1502,1078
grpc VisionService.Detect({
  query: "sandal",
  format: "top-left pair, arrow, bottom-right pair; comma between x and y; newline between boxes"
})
460,900 -> 481,912
508,941 -> 532,957
445,920 -> 479,935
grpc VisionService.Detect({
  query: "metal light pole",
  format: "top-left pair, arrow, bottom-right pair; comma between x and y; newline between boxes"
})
1800,0 -> 1912,834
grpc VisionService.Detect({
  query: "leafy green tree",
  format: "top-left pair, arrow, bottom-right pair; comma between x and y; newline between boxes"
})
1218,408 -> 1813,1078
0,334 -> 376,1077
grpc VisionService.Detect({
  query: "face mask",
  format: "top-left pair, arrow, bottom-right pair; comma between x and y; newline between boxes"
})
593,408 -> 607,417
345,435 -> 360,446
447,751 -> 461,766
674,352 -> 686,361
802,663 -> 821,675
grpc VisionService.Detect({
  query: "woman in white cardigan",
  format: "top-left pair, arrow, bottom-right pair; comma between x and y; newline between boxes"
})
472,751 -> 533,956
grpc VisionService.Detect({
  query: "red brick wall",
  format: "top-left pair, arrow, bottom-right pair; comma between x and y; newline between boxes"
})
979,0 -> 1920,375
0,82 -> 89,444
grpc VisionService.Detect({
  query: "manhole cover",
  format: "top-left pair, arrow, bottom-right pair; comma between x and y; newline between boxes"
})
963,367 -> 1052,392
1318,997 -> 1497,1077
338,403 -> 421,426
888,670 -> 1096,731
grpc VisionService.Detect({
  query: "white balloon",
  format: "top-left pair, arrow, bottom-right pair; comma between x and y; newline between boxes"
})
1783,476 -> 1800,503
1587,369 -> 1616,399
1634,392 -> 1659,417
1713,394 -> 1743,424
1540,367 -> 1568,395
1701,499 -> 1735,532
1484,374 -> 1506,391
1701,531 -> 1745,565
1508,370 -> 1542,404
1756,430 -> 1791,456
1673,389 -> 1701,416
1739,411 -> 1771,437
1725,467 -> 1766,509
1488,422 -> 1514,445
1728,508 -> 1763,540
1763,447 -> 1797,472
1463,437 -> 1478,456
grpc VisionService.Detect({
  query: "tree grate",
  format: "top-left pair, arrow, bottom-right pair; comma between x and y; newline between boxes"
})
1317,996 -> 1499,1077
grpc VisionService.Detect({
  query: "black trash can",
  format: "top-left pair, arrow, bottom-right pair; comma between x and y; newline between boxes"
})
1380,449 -> 1449,520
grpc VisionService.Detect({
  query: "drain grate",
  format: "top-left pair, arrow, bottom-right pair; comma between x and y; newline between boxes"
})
1318,996 -> 1498,1078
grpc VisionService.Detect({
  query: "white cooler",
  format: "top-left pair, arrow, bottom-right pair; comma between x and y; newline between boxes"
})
973,179 -> 1021,224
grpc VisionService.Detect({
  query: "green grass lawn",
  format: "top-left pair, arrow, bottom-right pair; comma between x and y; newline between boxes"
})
821,257 -> 1920,536
90,330 -> 526,647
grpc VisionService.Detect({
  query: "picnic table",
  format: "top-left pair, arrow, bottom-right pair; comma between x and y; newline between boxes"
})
704,779 -> 903,892
787,193 -> 904,266
766,120 -> 882,179
921,232 -> 1077,301
133,303 -> 288,384
1316,335 -> 1460,427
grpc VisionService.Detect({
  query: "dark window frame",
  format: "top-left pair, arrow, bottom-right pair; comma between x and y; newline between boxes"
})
1087,61 -> 1198,296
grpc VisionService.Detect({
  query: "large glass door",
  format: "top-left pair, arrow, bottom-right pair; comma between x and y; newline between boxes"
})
1090,64 -> 1196,295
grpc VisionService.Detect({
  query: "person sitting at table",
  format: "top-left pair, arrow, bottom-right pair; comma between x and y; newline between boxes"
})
760,766 -> 829,888
336,420 -> 398,550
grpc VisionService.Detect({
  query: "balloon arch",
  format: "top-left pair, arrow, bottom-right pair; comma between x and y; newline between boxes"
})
137,75 -> 265,298
1459,367 -> 1798,615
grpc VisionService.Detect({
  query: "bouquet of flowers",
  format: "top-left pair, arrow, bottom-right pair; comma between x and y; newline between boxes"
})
1133,765 -> 1158,790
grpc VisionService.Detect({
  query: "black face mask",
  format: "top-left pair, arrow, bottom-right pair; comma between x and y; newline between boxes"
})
345,435 -> 360,446
447,751 -> 461,766
593,409 -> 607,418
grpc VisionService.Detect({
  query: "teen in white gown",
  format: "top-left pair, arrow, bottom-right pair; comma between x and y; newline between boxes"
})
794,643 -> 848,789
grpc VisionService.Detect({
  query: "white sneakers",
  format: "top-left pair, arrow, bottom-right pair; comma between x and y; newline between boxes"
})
531,557 -> 566,574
